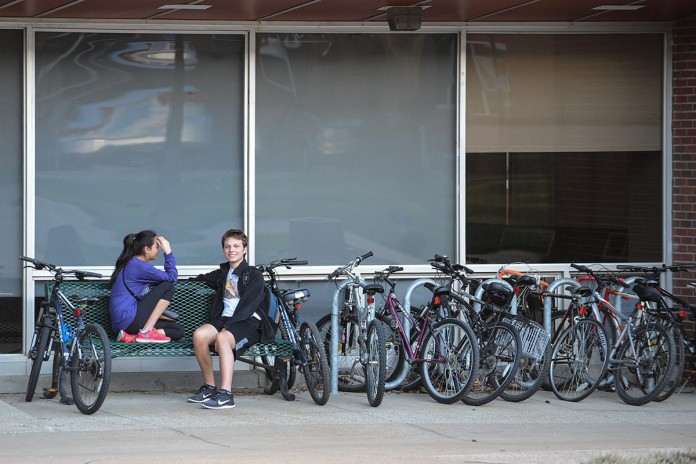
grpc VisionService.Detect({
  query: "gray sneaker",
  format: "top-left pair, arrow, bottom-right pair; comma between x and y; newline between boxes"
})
187,384 -> 216,403
202,389 -> 235,410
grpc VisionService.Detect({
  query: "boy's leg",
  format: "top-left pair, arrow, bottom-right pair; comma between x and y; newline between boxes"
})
215,330 -> 237,392
193,324 -> 219,386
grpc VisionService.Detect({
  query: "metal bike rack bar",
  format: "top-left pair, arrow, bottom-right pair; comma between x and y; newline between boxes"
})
330,279 -> 350,394
542,278 -> 581,334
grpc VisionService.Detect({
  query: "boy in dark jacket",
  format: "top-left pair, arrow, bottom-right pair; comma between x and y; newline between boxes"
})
187,228 -> 271,409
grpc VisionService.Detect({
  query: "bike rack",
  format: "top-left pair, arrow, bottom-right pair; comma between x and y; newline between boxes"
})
329,276 -> 368,394
542,278 -> 581,334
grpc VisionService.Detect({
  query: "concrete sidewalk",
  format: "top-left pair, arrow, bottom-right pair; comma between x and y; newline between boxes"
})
1,382 -> 695,464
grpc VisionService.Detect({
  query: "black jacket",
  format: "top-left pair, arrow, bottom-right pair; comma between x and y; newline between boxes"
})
192,260 -> 276,343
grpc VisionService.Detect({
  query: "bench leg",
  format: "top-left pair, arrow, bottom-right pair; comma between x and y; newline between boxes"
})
278,358 -> 295,402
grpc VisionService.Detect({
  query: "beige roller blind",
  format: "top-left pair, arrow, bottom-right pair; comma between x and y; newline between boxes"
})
466,34 -> 663,153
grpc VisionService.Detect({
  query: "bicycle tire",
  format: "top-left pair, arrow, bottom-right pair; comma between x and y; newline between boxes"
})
549,318 -> 610,402
462,320 -> 522,406
501,335 -> 552,403
420,318 -> 479,404
70,323 -> 112,415
299,321 -> 331,405
614,322 -> 676,406
316,314 -> 366,392
365,319 -> 387,407
653,325 -> 686,402
26,319 -> 52,403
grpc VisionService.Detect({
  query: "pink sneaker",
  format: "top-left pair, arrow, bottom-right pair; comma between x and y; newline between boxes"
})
116,330 -> 135,343
136,328 -> 171,343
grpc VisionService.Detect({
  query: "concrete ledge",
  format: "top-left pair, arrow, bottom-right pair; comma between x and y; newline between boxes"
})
0,369 -> 267,394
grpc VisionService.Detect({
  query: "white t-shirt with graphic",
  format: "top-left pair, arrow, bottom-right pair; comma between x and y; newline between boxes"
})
221,269 -> 240,318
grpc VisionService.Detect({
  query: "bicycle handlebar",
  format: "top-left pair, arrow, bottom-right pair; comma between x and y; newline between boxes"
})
616,263 -> 696,274
571,263 -> 629,289
20,256 -> 102,280
327,251 -> 373,280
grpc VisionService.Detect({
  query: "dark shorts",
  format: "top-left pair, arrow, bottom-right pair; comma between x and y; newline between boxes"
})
126,282 -> 176,334
210,316 -> 262,351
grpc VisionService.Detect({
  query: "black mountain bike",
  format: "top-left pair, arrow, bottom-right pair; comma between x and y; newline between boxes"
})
256,258 -> 331,405
21,256 -> 112,415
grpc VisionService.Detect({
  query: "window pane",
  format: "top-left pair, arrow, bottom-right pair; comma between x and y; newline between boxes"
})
256,33 -> 457,265
35,33 -> 245,265
0,29 -> 24,354
466,34 -> 663,265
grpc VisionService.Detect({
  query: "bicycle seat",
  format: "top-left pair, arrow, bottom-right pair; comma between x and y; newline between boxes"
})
362,283 -> 384,295
573,286 -> 593,298
481,281 -> 512,306
516,275 -> 537,287
632,284 -> 662,302
281,289 -> 310,305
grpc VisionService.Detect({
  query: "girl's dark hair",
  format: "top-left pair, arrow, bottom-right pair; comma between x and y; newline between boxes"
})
108,230 -> 157,288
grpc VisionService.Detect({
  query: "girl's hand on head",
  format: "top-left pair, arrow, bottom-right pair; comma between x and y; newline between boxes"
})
157,236 -> 172,254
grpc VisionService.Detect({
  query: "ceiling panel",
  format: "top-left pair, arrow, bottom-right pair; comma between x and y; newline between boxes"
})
0,0 -> 695,23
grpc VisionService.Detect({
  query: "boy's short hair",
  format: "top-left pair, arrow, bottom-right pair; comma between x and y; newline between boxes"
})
221,228 -> 248,248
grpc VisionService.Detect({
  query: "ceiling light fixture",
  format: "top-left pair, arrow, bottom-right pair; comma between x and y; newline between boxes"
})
158,4 -> 212,10
592,4 -> 645,11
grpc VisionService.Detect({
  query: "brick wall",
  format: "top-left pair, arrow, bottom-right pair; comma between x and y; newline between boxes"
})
672,17 -> 696,361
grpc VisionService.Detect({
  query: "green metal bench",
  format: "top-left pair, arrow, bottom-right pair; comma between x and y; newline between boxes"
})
47,280 -> 295,398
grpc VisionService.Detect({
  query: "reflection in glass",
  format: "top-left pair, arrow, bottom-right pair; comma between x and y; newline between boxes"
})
255,33 -> 458,265
0,29 -> 24,354
35,33 -> 245,265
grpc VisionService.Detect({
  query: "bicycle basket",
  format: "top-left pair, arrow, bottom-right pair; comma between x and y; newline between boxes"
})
503,315 -> 549,360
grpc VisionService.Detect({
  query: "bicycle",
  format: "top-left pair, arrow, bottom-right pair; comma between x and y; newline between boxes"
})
544,283 -> 611,402
256,258 -> 331,405
616,263 -> 696,401
495,269 -> 552,402
562,264 -> 676,405
317,251 -> 388,407
372,265 -> 479,403
429,255 -> 523,406
21,256 -> 112,415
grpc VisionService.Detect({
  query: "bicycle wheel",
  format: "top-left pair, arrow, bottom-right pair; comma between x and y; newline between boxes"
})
26,318 -> 52,403
549,318 -> 610,402
501,321 -> 552,402
70,323 -> 112,415
614,322 -> 676,406
653,325 -> 686,402
463,321 -> 522,406
365,319 -> 386,407
299,321 -> 331,405
420,318 -> 479,404
316,314 -> 365,392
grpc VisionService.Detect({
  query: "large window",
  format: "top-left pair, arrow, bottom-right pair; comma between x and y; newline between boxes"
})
0,29 -> 24,354
466,34 -> 664,264
255,33 -> 458,265
35,33 -> 245,266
